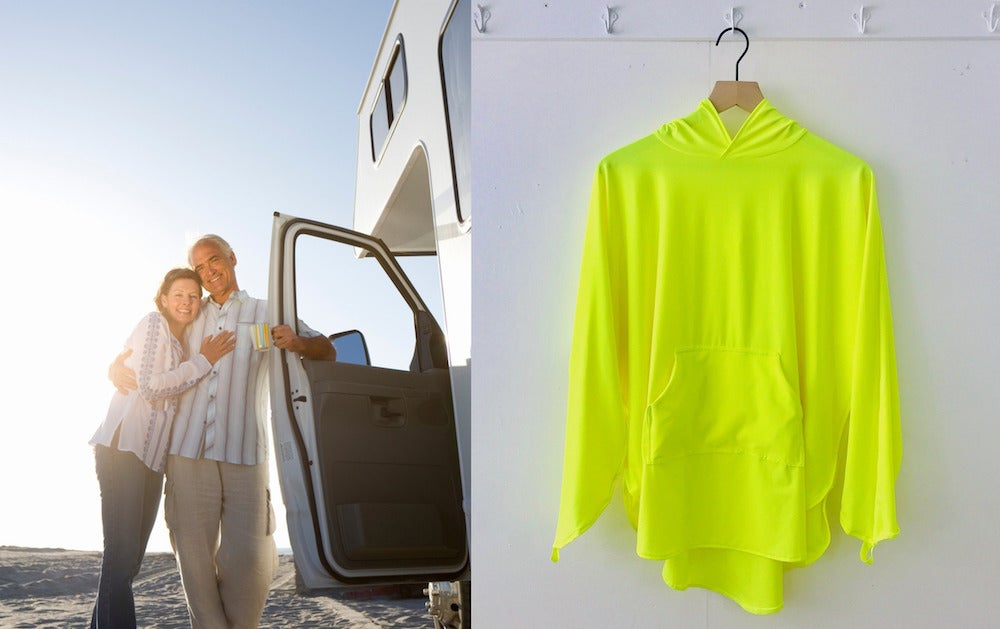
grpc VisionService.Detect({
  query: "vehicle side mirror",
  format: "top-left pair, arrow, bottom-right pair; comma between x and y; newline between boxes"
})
329,330 -> 372,366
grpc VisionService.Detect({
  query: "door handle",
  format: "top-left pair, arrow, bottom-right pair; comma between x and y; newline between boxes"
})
372,397 -> 406,427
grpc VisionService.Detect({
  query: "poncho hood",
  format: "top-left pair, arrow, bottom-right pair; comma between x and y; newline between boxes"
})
655,99 -> 807,159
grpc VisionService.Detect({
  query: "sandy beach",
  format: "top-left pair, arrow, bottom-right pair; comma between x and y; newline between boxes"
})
0,546 -> 433,628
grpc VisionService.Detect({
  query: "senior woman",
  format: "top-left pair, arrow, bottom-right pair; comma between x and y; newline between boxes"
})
89,268 -> 236,628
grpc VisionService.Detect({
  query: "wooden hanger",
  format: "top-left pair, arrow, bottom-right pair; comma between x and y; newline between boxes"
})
709,27 -> 764,113
709,80 -> 764,112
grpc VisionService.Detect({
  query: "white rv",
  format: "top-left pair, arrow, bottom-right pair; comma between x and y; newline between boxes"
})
266,0 -> 470,626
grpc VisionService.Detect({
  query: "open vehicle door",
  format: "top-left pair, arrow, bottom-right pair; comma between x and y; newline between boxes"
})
267,212 -> 468,587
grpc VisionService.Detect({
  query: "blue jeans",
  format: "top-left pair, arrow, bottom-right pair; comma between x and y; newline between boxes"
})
91,444 -> 163,629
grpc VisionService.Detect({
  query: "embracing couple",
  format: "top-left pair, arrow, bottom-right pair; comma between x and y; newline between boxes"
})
88,234 -> 335,629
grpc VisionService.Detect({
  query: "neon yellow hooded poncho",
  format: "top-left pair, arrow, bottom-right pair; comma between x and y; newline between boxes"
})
552,99 -> 901,614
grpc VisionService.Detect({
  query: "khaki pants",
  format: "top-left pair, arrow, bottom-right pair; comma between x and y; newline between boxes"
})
165,455 -> 278,629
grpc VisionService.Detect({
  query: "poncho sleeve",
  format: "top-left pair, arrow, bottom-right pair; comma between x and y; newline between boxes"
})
840,177 -> 903,564
552,164 -> 630,561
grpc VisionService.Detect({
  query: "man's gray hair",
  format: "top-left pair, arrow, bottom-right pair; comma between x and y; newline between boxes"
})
188,234 -> 234,267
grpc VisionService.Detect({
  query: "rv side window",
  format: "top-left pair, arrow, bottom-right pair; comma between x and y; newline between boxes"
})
439,0 -> 471,225
387,44 -> 406,123
370,85 -> 390,161
369,38 -> 408,162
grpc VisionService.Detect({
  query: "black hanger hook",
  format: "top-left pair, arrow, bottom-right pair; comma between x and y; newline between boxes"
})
715,27 -> 749,81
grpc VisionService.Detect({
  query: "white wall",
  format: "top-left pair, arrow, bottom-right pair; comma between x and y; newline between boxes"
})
472,2 -> 1000,626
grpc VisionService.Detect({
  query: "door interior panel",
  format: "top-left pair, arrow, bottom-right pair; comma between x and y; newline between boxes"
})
303,359 -> 466,573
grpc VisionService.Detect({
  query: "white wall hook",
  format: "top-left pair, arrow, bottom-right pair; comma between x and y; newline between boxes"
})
474,4 -> 491,34
852,6 -> 870,34
602,6 -> 620,34
985,4 -> 1000,33
725,7 -> 744,30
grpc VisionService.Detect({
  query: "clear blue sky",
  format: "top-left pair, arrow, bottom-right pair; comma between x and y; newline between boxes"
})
0,1 -> 425,553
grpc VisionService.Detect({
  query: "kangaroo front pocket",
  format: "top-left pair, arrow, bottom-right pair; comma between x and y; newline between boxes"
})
645,347 -> 803,466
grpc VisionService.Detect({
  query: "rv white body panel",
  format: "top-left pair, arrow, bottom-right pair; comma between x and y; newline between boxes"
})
355,0 -> 471,538
267,0 -> 471,596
